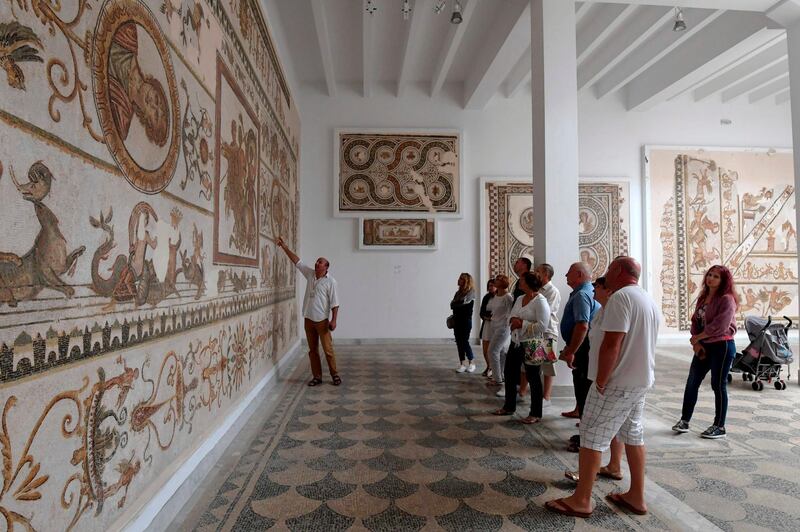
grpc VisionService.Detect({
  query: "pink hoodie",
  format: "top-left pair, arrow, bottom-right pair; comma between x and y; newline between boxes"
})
691,293 -> 738,343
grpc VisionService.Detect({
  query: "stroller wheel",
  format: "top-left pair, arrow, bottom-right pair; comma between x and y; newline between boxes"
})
727,374 -> 733,384
752,381 -> 764,391
742,373 -> 749,381
775,380 -> 783,390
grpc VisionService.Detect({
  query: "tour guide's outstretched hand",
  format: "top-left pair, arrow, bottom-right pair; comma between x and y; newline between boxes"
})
276,236 -> 285,248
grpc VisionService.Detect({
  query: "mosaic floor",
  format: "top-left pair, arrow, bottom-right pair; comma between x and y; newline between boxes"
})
170,344 -> 800,531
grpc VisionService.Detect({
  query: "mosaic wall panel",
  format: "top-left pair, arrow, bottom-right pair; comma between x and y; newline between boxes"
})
482,179 -> 629,283
648,147 -> 797,332
0,0 -> 300,528
360,218 -> 436,249
336,131 -> 460,215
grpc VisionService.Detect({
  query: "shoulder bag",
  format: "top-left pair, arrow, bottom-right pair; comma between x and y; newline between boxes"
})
523,336 -> 556,366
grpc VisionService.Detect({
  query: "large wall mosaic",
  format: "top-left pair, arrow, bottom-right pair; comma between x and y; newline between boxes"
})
0,0 -> 299,529
336,130 -> 460,216
481,178 -> 629,283
648,147 -> 797,332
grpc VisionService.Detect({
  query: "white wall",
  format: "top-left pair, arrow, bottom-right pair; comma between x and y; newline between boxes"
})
296,82 -> 792,340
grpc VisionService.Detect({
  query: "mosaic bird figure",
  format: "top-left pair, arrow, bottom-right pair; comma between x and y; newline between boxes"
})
0,21 -> 43,90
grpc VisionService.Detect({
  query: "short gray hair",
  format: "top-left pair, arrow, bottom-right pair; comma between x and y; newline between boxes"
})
573,262 -> 592,279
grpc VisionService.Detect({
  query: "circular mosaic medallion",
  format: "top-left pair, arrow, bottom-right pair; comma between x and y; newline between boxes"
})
519,207 -> 534,236
92,0 -> 180,193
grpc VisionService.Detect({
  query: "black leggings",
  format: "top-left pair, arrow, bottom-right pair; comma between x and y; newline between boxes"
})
454,325 -> 474,362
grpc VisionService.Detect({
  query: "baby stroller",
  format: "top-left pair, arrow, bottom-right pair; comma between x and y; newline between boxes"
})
730,316 -> 794,391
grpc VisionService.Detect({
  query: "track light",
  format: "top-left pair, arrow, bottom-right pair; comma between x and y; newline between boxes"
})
451,0 -> 462,24
365,0 -> 377,16
402,0 -> 411,20
673,8 -> 686,32
433,1 -> 446,15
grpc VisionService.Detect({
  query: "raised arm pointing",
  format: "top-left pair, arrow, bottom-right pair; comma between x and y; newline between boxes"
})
276,236 -> 300,264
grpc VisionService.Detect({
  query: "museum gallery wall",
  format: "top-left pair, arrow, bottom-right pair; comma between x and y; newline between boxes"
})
482,178 -> 630,283
648,147 -> 797,332
0,1 -> 299,530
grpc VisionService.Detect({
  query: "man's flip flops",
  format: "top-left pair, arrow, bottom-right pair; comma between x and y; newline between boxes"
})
545,498 -> 592,519
606,493 -> 647,515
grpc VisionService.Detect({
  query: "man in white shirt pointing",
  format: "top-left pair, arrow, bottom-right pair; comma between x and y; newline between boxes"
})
276,237 -> 341,387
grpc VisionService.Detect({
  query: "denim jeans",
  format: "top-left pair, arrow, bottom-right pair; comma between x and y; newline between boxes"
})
454,325 -> 474,362
680,339 -> 736,427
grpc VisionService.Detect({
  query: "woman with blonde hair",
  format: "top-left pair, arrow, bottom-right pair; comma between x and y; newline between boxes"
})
451,272 -> 477,372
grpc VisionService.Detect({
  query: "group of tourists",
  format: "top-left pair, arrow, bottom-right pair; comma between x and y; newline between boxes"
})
279,235 -> 741,519
449,257 -> 741,517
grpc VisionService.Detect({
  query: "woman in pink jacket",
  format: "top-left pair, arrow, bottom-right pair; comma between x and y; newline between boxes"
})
672,265 -> 738,439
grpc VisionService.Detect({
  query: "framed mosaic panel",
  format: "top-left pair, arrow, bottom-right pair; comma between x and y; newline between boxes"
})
480,177 -> 630,289
358,218 -> 437,250
334,129 -> 462,218
645,146 -> 797,332
214,55 -> 260,267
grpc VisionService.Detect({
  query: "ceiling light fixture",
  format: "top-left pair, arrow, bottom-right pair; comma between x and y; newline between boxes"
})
365,0 -> 377,16
402,0 -> 411,20
451,1 -> 462,24
673,7 -> 686,32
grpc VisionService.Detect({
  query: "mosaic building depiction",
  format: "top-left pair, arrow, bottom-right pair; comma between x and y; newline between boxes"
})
337,131 -> 460,215
482,179 -> 630,283
649,147 -> 798,332
0,0 -> 300,530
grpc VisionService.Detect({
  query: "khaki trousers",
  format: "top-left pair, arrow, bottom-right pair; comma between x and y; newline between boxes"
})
304,318 -> 338,379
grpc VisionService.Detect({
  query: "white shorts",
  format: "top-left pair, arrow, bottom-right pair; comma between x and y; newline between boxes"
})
580,385 -> 648,452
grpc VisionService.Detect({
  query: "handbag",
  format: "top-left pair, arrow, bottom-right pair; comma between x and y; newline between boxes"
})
523,336 -> 556,366
446,315 -> 455,329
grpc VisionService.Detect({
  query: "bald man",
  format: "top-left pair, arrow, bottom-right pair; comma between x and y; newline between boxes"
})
277,237 -> 341,387
546,257 -> 660,519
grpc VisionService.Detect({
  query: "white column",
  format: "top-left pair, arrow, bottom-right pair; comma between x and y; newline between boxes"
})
531,0 -> 579,292
767,1 -> 800,334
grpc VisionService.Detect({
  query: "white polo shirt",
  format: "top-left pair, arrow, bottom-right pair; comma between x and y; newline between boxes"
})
296,261 -> 340,322
539,281 -> 561,341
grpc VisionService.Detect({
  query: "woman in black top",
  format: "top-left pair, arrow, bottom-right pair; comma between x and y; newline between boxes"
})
479,278 -> 497,377
451,273 -> 476,373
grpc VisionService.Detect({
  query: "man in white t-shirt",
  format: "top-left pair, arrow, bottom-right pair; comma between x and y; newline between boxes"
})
277,237 -> 341,387
546,257 -> 660,519
534,263 -> 561,403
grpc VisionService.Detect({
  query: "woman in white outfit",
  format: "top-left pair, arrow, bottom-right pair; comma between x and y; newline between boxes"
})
486,275 -> 514,387
492,272 -> 551,421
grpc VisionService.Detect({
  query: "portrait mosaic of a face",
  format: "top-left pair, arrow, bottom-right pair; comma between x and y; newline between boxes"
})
92,0 -> 181,193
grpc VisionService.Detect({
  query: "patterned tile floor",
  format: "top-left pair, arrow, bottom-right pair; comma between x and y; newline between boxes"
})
169,344 -> 800,531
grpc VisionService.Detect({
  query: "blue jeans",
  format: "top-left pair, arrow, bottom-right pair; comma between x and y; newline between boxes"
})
454,325 -> 474,362
680,339 -> 736,427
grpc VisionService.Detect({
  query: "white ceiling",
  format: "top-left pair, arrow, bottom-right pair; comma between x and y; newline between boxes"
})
270,0 -> 792,110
